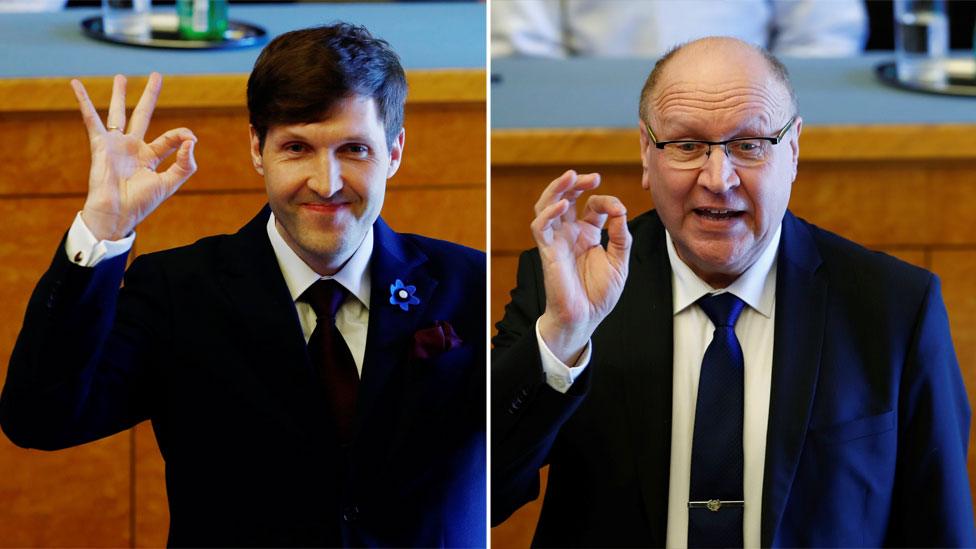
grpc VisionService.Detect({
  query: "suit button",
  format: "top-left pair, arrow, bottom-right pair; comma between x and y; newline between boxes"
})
342,505 -> 359,522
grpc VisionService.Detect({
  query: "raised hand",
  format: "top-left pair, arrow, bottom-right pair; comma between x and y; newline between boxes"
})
532,170 -> 632,364
72,73 -> 197,241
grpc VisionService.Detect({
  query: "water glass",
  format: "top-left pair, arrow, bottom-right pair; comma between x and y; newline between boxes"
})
894,0 -> 948,86
102,0 -> 151,38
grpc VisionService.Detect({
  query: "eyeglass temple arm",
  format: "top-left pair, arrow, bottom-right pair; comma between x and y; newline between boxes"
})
644,121 -> 665,149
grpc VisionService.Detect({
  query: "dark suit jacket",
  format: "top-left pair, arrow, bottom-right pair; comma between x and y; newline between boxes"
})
492,210 -> 974,547
1,206 -> 486,548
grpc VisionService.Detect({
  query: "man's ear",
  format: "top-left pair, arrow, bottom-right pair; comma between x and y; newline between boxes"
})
638,119 -> 651,190
789,116 -> 803,182
248,125 -> 264,176
386,127 -> 405,179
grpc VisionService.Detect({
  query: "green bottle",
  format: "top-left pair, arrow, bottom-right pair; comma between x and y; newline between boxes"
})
177,0 -> 228,41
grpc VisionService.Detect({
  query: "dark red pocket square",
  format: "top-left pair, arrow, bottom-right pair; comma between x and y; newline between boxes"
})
411,320 -> 462,360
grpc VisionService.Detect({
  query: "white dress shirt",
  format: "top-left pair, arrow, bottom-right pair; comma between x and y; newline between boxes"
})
265,213 -> 372,376
664,227 -> 779,548
65,211 -> 136,267
492,0 -> 867,58
64,210 -> 373,375
538,224 -> 781,548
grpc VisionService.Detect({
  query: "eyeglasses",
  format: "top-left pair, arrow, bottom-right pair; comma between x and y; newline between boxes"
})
645,117 -> 796,169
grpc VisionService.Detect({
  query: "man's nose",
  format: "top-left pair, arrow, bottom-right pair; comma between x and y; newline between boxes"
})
307,152 -> 343,197
697,145 -> 740,194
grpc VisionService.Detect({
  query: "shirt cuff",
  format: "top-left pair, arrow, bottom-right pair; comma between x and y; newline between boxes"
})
65,211 -> 135,267
535,318 -> 591,394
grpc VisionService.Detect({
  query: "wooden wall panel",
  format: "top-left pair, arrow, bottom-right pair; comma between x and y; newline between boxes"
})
491,165 -> 648,254
0,436 -> 132,547
0,198 -> 131,547
402,102 -> 486,186
0,103 -> 484,196
382,187 -> 486,251
135,192 -> 270,254
790,161 -> 976,247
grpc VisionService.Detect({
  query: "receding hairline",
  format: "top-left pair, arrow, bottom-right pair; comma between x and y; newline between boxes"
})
638,38 -> 798,124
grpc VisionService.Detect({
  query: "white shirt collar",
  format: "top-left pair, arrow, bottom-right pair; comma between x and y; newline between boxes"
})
666,222 -> 781,318
266,211 -> 373,309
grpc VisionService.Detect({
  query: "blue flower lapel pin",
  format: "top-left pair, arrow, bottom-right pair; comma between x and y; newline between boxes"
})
389,279 -> 420,311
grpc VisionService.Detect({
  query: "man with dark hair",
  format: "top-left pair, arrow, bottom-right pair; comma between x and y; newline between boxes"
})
492,36 -> 974,546
0,24 -> 485,547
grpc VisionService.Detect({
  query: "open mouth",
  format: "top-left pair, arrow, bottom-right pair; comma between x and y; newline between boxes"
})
694,208 -> 744,221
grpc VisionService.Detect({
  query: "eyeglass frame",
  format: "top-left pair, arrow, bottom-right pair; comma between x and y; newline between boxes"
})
643,116 -> 797,168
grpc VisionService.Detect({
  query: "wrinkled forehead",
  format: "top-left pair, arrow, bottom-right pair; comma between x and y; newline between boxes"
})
647,45 -> 793,135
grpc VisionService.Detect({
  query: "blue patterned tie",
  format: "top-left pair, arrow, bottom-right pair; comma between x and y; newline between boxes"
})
689,292 -> 746,548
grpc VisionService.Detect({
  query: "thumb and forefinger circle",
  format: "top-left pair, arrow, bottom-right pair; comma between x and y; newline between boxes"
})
158,139 -> 197,196
583,194 -> 632,266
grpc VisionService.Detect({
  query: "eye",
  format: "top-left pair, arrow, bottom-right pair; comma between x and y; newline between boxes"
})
283,142 -> 308,154
666,142 -> 706,156
730,139 -> 767,158
343,144 -> 370,158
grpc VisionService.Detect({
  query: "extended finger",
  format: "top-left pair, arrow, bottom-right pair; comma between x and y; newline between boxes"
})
147,128 -> 196,166
580,194 -> 626,229
70,79 -> 105,139
106,74 -> 127,131
534,170 -> 576,215
558,173 -> 601,224
158,139 -> 197,196
530,198 -> 571,245
128,72 -> 162,140
583,194 -> 627,218
534,170 -> 601,214
585,195 -> 631,266
605,212 -> 633,270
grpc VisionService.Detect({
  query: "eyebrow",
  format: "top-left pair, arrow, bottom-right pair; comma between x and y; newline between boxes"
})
273,129 -> 378,145
657,119 -> 770,140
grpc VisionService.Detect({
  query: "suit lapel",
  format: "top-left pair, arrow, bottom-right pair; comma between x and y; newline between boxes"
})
215,206 -> 328,436
356,218 -> 436,437
613,213 -> 674,543
761,211 -> 827,547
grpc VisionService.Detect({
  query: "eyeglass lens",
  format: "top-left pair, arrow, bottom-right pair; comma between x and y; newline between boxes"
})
662,139 -> 772,169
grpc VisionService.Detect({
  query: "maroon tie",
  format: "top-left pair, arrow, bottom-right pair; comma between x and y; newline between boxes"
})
300,279 -> 359,444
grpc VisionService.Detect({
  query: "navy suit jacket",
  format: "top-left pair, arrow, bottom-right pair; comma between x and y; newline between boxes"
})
1,207 -> 486,547
492,210 -> 974,547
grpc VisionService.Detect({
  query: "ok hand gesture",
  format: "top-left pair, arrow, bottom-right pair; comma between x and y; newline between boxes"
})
532,170 -> 632,364
72,73 -> 197,241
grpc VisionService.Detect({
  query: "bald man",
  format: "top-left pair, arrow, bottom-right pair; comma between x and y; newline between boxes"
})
492,37 -> 975,547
